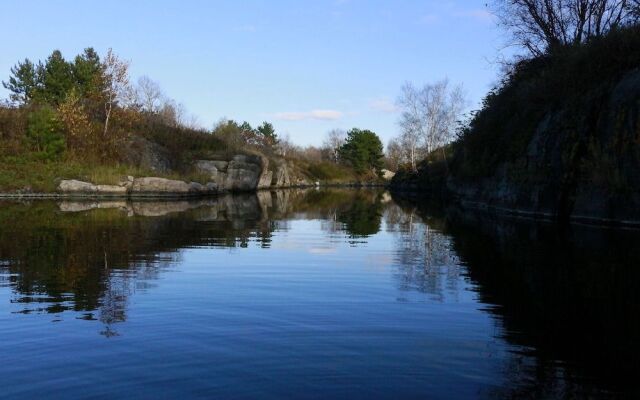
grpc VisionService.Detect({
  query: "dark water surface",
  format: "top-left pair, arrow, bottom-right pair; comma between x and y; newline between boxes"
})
0,189 -> 638,399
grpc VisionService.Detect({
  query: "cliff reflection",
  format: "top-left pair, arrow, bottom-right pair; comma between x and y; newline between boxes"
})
390,196 -> 640,397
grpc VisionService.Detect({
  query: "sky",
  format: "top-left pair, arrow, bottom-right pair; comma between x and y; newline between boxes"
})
0,0 -> 505,147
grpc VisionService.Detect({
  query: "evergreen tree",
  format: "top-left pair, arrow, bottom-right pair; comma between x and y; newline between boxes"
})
2,59 -> 39,104
26,106 -> 65,160
40,50 -> 74,105
338,128 -> 384,175
72,47 -> 103,99
257,121 -> 278,146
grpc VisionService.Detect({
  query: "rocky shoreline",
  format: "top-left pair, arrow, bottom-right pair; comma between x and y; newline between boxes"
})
0,178 -> 386,200
0,151 -> 389,198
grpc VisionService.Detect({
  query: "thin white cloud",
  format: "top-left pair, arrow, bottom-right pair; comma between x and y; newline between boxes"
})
369,98 -> 398,114
273,109 -> 344,121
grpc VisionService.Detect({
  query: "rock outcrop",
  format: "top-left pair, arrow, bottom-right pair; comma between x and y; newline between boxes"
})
58,177 -> 216,197
56,151 -> 305,198
57,180 -> 128,195
195,154 -> 295,191
121,135 -> 172,173
392,66 -> 640,226
130,178 -> 217,197
273,159 -> 291,187
448,69 -> 640,225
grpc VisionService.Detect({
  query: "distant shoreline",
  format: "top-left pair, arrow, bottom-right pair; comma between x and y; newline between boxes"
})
0,182 -> 388,200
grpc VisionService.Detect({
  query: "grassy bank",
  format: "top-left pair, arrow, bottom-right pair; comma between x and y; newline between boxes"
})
0,156 -> 211,193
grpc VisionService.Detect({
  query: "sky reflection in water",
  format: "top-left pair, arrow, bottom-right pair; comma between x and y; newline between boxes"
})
0,189 -> 638,399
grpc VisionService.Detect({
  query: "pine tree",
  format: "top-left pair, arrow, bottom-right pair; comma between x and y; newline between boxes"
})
338,128 -> 384,175
40,50 -> 74,105
2,59 -> 39,104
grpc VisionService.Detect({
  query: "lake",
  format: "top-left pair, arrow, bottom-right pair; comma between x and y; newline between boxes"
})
0,189 -> 638,399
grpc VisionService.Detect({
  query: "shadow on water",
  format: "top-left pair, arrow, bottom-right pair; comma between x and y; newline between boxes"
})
0,188 -> 638,397
391,194 -> 640,398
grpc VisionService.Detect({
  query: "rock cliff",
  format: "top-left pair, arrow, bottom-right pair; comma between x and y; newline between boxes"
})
57,152 -> 308,197
445,69 -> 640,225
194,154 -> 302,191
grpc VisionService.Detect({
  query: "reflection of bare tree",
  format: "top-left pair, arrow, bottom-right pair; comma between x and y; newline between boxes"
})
386,204 -> 462,301
99,272 -> 132,337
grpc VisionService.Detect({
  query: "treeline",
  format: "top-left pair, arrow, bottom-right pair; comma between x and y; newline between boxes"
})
0,47 -> 202,163
281,128 -> 385,180
0,47 -> 387,184
0,47 -> 289,168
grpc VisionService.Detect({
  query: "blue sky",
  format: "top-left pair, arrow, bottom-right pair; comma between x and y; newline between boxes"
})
0,0 -> 504,146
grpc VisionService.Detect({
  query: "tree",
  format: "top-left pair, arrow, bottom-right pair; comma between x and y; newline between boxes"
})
397,83 -> 423,171
631,0 -> 640,17
26,106 -> 65,160
396,80 -> 466,170
323,128 -> 346,163
256,122 -> 278,146
136,76 -> 164,113
338,128 -> 384,175
4,49 -> 104,108
158,98 -> 185,127
101,48 -> 132,138
72,48 -> 103,99
2,59 -> 39,104
40,50 -> 75,105
277,133 -> 295,157
57,89 -> 93,154
493,0 -> 636,57
385,138 -> 405,171
213,118 -> 245,152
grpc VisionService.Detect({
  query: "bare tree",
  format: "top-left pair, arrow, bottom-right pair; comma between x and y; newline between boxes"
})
102,48 -> 132,137
388,140 -> 405,170
397,83 -> 423,171
323,128 -> 346,163
136,76 -> 164,113
493,0 -> 636,56
158,98 -> 186,127
385,138 -> 405,171
277,133 -> 295,157
630,0 -> 640,17
396,80 -> 466,170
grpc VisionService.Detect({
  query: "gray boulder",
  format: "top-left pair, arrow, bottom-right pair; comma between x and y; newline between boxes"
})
58,180 -> 127,195
130,177 -> 217,196
224,154 -> 270,191
131,177 -> 193,194
58,180 -> 96,193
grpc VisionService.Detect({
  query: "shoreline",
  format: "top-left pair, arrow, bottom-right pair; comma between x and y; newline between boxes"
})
0,182 -> 388,200
390,188 -> 640,230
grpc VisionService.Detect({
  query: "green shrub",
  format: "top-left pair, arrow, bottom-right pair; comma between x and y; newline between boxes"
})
26,106 -> 65,161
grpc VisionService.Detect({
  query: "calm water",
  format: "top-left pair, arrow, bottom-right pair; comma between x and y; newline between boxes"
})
0,189 -> 638,399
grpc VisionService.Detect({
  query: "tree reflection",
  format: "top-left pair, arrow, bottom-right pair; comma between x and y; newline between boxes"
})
337,193 -> 383,238
0,189 -> 386,335
385,203 -> 462,301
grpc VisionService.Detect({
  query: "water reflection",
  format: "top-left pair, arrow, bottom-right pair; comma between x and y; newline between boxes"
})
0,189 -> 638,397
390,196 -> 640,398
0,190 -> 384,336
